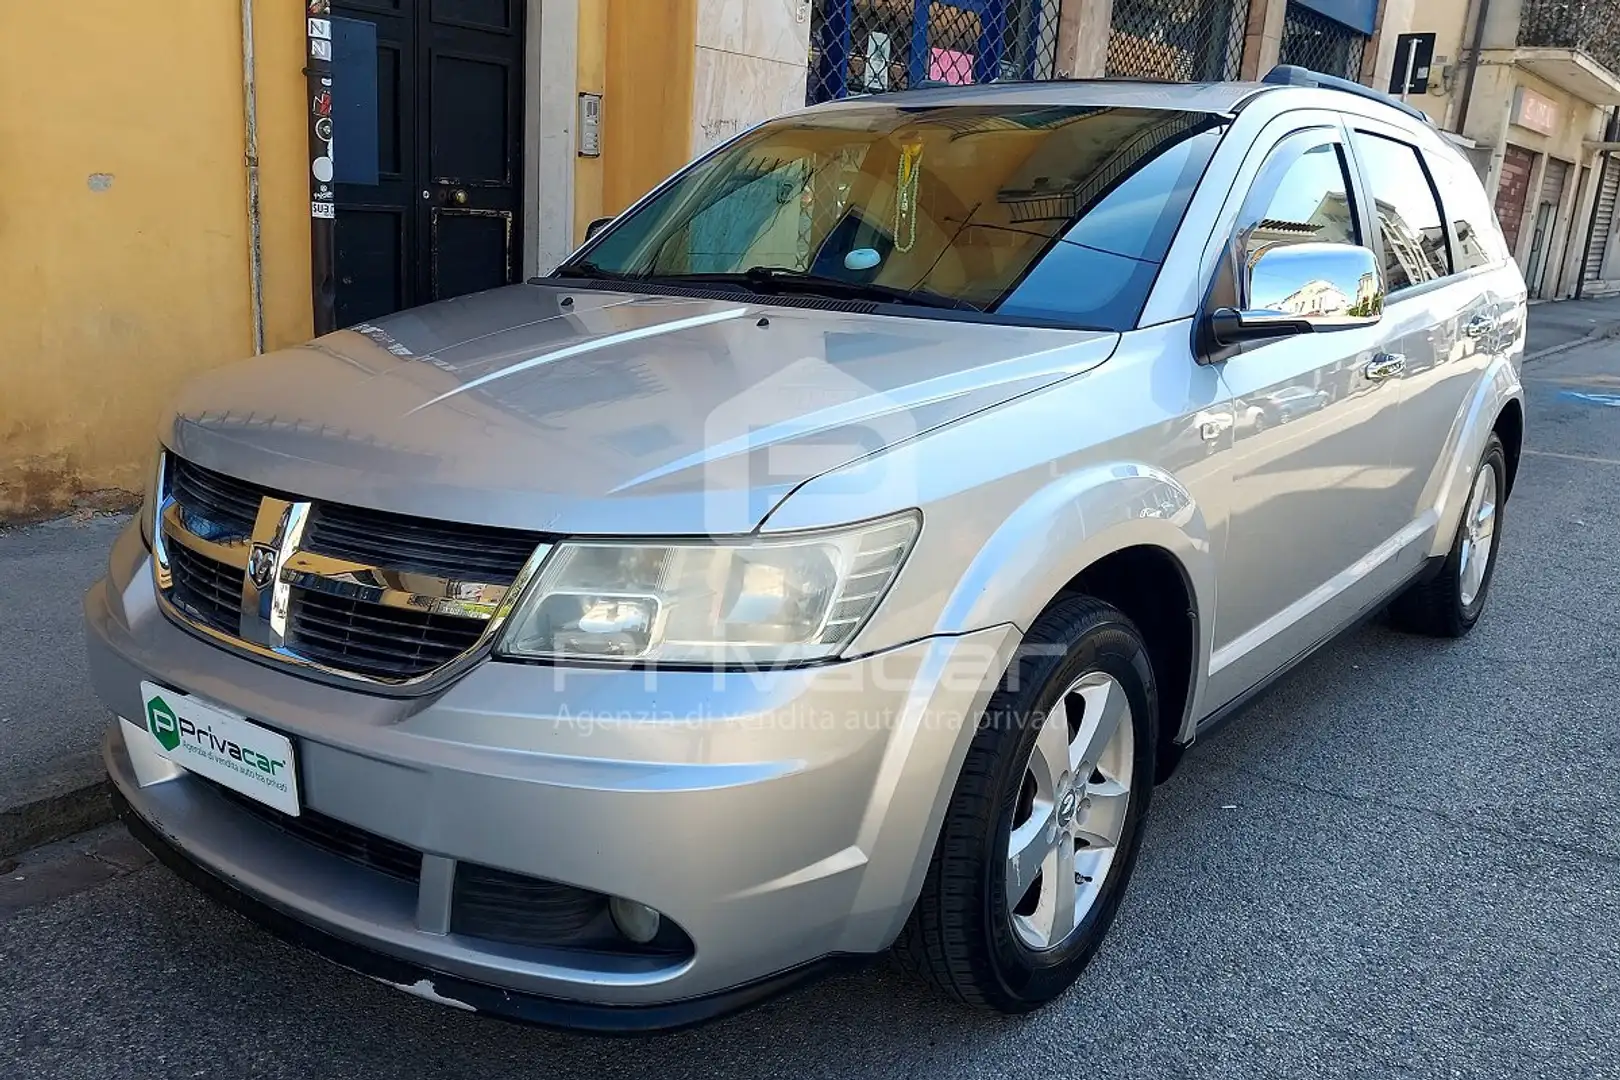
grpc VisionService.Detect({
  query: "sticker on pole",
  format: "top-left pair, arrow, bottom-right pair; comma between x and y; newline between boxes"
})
140,681 -> 300,816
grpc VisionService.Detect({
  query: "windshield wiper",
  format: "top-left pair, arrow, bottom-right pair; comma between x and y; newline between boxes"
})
553,260 -> 624,281
662,266 -> 981,311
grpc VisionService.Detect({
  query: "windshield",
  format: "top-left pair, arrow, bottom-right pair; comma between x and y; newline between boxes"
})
566,104 -> 1226,331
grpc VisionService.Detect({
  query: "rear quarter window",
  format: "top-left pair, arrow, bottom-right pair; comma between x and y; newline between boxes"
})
1426,151 -> 1511,271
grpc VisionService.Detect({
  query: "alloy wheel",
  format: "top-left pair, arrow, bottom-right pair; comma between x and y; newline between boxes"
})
1005,671 -> 1135,951
1458,463 -> 1498,608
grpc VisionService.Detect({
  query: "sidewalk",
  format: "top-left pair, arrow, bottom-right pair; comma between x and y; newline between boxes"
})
0,515 -> 125,856
1526,294 -> 1620,358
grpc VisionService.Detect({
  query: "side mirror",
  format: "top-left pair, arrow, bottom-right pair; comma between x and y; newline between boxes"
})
584,216 -> 613,242
1209,242 -> 1384,348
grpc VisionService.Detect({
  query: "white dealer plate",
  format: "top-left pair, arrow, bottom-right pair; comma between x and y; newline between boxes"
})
139,681 -> 301,816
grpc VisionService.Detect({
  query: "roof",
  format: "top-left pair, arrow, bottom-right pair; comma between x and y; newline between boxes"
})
801,68 -> 1434,129
805,79 -> 1272,117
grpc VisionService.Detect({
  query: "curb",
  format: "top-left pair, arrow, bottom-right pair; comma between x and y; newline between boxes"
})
1524,320 -> 1620,363
0,781 -> 116,861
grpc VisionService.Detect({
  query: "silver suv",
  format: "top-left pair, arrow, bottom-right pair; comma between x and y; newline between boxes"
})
87,68 -> 1525,1030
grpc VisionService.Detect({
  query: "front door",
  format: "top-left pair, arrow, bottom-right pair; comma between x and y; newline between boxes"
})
333,0 -> 525,328
1205,119 -> 1409,709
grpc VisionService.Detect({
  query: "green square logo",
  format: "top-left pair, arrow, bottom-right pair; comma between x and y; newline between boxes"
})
145,695 -> 180,752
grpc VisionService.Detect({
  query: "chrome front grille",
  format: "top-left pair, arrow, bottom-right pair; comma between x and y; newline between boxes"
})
152,453 -> 550,686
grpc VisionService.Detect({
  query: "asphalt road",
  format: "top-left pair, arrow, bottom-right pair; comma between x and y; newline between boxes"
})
4,341 -> 1619,1079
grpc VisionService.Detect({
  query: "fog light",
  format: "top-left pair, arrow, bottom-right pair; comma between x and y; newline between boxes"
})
609,896 -> 662,944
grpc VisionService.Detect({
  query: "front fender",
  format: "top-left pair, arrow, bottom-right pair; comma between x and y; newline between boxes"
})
936,462 -> 1216,743
1423,354 -> 1524,560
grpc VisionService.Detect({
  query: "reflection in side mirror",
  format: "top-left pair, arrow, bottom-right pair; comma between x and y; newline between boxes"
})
1211,242 -> 1384,348
584,216 -> 614,242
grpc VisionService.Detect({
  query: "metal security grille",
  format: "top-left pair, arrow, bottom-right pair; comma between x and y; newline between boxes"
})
1279,1 -> 1366,81
807,0 -> 1060,104
1585,157 -> 1620,282
1105,0 -> 1247,83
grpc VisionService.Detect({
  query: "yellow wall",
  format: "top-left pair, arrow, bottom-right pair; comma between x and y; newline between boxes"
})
1404,0 -> 1472,129
0,0 -> 310,519
572,0 -> 697,245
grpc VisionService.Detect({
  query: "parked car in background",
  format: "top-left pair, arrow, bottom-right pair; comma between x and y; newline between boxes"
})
87,67 -> 1525,1030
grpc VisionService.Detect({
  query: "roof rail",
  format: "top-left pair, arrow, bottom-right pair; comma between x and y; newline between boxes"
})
1262,64 -> 1432,126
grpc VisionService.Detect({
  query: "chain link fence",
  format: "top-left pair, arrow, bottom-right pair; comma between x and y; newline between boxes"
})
1278,1 -> 1366,81
1104,0 -> 1247,83
807,0 -> 1060,105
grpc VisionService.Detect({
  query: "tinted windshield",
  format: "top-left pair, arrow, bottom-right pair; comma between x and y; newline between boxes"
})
568,104 -> 1226,331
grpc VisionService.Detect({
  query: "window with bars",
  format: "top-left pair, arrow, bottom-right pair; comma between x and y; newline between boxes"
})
1105,0 -> 1247,83
807,0 -> 1060,105
1278,1 -> 1367,82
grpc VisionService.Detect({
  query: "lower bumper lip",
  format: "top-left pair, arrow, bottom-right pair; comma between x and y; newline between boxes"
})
111,781 -> 866,1034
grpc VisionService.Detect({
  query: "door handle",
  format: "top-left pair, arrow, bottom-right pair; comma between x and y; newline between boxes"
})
1364,353 -> 1406,381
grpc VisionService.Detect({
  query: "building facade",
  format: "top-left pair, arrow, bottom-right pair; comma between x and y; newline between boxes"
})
1402,0 -> 1620,300
0,0 -> 1442,519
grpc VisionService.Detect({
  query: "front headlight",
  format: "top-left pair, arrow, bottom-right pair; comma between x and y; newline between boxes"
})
495,511 -> 920,665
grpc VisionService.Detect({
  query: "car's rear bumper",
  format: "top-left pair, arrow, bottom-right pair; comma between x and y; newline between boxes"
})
87,521 -> 1016,1025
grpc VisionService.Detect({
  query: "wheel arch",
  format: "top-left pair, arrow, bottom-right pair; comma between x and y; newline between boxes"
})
1494,397 -> 1523,499
933,461 -> 1217,760
1053,545 -> 1198,783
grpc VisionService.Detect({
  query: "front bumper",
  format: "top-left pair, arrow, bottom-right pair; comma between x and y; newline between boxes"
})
87,522 -> 1015,1026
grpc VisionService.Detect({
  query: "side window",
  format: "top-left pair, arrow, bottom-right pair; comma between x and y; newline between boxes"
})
1350,132 -> 1451,291
1427,152 -> 1508,271
1239,140 -> 1360,270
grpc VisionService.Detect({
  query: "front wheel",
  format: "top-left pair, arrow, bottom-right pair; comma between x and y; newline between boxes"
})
1390,433 -> 1506,637
897,596 -> 1157,1012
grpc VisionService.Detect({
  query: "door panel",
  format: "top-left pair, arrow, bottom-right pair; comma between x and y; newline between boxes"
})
335,206 -> 408,327
430,56 -> 512,184
1205,125 -> 1409,708
432,208 -> 512,297
332,0 -> 523,324
433,0 -> 514,31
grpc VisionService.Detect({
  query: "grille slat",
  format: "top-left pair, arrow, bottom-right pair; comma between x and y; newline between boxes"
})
165,543 -> 244,636
169,458 -> 264,537
451,864 -> 611,948
287,590 -> 487,678
214,786 -> 422,882
306,504 -> 541,582
294,600 -> 479,644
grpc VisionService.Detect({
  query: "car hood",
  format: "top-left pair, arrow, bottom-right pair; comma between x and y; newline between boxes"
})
166,284 -> 1119,534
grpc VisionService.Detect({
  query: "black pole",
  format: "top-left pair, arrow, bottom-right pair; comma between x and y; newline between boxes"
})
306,1 -> 337,335
1455,0 -> 1492,136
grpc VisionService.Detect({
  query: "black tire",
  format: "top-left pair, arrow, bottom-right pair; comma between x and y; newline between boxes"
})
896,595 -> 1157,1012
1390,433 -> 1507,638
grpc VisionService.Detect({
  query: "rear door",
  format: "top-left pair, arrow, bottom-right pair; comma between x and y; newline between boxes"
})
1204,115 -> 1410,706
1344,123 -> 1503,555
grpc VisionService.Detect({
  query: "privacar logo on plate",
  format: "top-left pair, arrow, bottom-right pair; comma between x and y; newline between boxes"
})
146,694 -> 181,752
